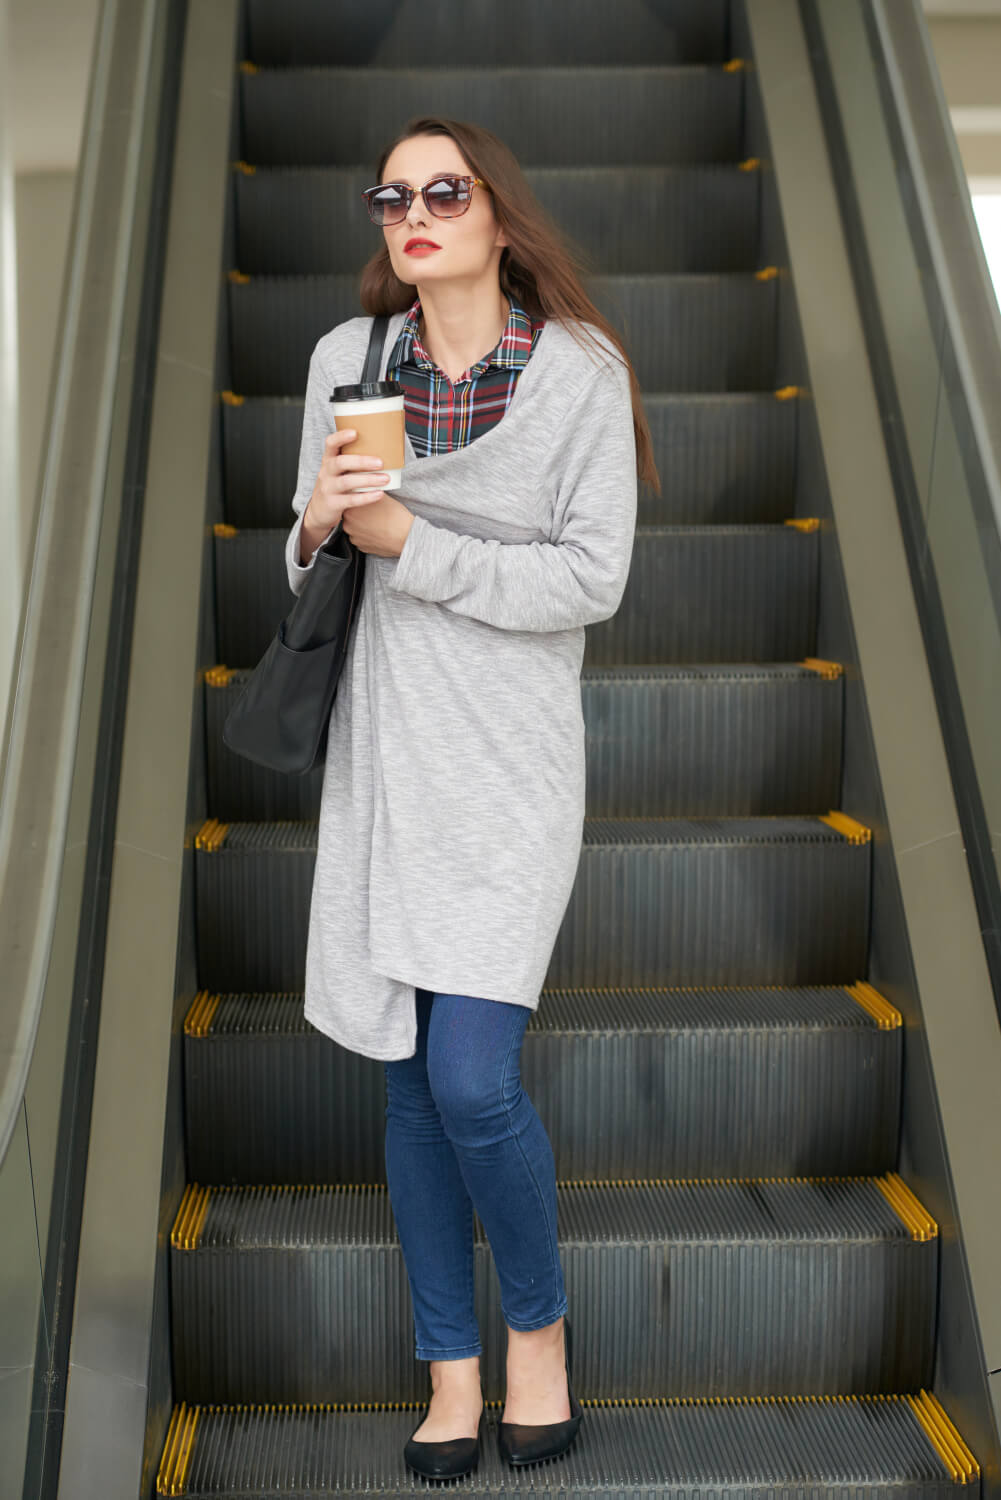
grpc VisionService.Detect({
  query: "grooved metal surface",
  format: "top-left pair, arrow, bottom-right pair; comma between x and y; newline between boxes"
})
170,1178 -> 935,1402
214,524 -> 816,669
194,818 -> 870,992
240,67 -> 744,168
168,1398 -> 967,1497
205,663 -> 842,821
228,272 -> 777,395
183,984 -> 899,1184
221,393 -> 798,530
244,0 -> 731,66
237,164 -> 760,276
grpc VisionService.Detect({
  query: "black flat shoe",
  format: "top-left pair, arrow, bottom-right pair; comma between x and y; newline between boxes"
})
498,1314 -> 584,1467
403,1380 -> 486,1480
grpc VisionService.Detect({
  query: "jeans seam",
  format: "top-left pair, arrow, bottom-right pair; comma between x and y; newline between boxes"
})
498,1023 -> 563,1321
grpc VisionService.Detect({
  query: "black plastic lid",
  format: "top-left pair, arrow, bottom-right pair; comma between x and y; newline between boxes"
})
330,380 -> 404,402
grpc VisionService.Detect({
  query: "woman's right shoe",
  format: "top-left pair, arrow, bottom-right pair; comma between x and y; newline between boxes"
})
403,1379 -> 486,1480
497,1313 -> 584,1466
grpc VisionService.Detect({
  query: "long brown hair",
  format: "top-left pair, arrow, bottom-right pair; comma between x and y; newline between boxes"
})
359,115 -> 661,496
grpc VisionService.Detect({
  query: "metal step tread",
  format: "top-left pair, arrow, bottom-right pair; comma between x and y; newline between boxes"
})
170,1172 -> 935,1252
157,1388 -> 978,1495
240,61 -> 748,78
213,519 -> 817,538
194,812 -> 872,854
184,982 -> 900,1038
207,659 -> 841,688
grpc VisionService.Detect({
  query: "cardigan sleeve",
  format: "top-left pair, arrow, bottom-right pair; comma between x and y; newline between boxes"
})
285,341 -> 339,596
385,356 -> 638,632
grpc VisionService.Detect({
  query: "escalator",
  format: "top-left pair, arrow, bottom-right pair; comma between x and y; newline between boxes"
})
59,0 -> 994,1493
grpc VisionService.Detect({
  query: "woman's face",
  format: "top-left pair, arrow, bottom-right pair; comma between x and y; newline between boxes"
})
379,134 -> 507,290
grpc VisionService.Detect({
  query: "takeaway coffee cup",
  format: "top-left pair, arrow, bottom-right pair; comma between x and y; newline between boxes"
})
330,380 -> 406,491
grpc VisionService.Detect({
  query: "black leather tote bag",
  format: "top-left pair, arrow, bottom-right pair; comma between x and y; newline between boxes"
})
221,315 -> 389,774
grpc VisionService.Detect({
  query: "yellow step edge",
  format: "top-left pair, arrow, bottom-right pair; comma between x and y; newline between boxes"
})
755,265 -> 780,280
183,991 -> 222,1037
784,516 -> 820,532
723,57 -> 748,71
908,1390 -> 980,1482
819,810 -> 872,844
875,1173 -> 938,1242
156,1400 -> 195,1494
220,390 -> 244,405
801,657 -> 843,679
155,1389 -> 977,1454
846,981 -> 902,1030
213,522 -> 238,538
238,59 -> 258,74
203,665 -> 235,688
171,1184 -> 212,1251
738,156 -> 760,171
775,384 -> 806,399
195,818 -> 229,852
228,268 -> 250,284
232,159 -> 256,175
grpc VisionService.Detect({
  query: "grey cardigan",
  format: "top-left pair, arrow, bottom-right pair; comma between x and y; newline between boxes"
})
285,309 -> 637,1059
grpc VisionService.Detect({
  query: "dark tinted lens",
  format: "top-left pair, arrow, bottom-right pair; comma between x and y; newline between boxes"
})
369,184 -> 409,223
425,176 -> 470,217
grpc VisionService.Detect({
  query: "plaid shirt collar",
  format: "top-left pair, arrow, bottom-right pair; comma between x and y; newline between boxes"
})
388,294 -> 536,381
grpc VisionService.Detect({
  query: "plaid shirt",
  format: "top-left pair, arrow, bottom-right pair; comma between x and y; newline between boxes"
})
386,294 -> 545,457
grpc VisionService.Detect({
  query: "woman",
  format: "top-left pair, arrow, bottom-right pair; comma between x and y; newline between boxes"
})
284,115 -> 659,1479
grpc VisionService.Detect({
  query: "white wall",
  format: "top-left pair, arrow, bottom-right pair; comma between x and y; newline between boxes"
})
2,0 -> 100,739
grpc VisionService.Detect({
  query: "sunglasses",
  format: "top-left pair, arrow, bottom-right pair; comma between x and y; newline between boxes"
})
361,173 -> 490,227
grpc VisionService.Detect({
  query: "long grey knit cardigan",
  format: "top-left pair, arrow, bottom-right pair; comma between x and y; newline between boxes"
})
284,309 -> 638,1059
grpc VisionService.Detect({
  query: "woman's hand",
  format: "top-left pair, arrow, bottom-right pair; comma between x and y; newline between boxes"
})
300,428 -> 412,561
341,492 -> 415,557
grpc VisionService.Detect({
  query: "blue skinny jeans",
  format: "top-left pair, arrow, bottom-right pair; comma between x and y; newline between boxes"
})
383,987 -> 568,1361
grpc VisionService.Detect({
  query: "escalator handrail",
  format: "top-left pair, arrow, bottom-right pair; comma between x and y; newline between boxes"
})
0,0 -> 158,1172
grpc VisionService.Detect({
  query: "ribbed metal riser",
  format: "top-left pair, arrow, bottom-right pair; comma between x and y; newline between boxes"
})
548,834 -> 868,987
228,273 -> 778,396
215,526 -> 816,671
194,821 -> 869,993
245,0 -> 731,67
184,988 -> 900,1184
240,69 -> 744,169
237,165 -> 760,276
169,1179 -> 934,1403
205,666 -> 842,823
222,394 -> 798,531
158,1397 -> 972,1499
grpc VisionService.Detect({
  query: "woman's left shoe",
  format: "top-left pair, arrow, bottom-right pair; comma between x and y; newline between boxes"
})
497,1314 -> 584,1466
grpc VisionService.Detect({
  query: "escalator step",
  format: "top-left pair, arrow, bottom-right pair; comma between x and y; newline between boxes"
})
227,269 -> 777,394
213,522 -> 818,670
205,660 -> 842,823
221,391 -> 798,530
168,1174 -> 935,1402
235,163 -> 761,276
243,0 -> 731,68
182,982 -> 900,1184
193,814 -> 871,993
156,1389 -> 979,1496
239,65 -> 744,169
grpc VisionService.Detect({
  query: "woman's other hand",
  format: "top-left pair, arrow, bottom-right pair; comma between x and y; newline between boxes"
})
342,492 -> 415,557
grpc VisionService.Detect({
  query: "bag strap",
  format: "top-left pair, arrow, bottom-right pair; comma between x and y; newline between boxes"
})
362,314 -> 390,383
